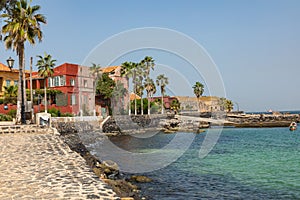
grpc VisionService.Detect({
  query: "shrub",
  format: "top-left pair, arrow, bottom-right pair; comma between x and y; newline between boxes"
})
0,114 -> 13,121
0,98 -> 4,104
7,109 -> 17,118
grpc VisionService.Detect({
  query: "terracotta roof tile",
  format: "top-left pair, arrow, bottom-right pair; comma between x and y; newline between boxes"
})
101,66 -> 120,73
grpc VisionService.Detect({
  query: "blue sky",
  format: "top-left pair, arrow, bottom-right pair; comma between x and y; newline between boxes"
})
1,0 -> 300,112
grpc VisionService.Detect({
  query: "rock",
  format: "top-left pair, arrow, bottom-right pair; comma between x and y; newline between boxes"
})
103,160 -> 119,171
103,179 -> 139,198
129,175 -> 152,183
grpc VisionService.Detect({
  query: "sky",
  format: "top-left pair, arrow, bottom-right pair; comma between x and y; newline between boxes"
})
1,0 -> 300,112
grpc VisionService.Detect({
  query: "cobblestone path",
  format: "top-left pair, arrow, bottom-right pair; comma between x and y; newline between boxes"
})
0,132 -> 119,200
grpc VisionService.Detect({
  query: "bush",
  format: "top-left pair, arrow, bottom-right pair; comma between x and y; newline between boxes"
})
0,98 -> 4,104
7,109 -> 17,118
0,114 -> 13,121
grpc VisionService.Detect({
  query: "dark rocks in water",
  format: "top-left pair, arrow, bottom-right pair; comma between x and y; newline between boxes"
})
128,175 -> 153,183
103,179 -> 139,199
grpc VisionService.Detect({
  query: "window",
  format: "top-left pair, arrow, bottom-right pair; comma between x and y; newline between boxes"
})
14,80 -> 18,86
71,94 -> 76,105
6,80 -> 11,86
70,79 -> 75,86
84,80 -> 88,88
48,77 -> 53,87
54,76 -> 59,86
60,75 -> 66,86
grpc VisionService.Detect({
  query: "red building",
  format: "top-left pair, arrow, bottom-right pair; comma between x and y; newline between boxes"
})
29,63 -> 95,115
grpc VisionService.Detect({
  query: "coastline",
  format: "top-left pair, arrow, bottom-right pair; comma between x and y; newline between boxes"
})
53,121 -> 146,200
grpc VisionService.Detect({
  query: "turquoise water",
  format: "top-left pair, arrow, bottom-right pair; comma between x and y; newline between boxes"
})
106,128 -> 300,199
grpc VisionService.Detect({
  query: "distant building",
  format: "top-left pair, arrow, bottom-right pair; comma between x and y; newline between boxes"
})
176,96 -> 224,112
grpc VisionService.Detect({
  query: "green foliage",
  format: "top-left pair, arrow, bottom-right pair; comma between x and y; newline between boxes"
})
47,107 -> 73,117
7,109 -> 16,118
130,98 -> 156,114
193,81 -> 204,98
170,99 -> 181,114
0,114 -> 13,121
96,73 -> 115,99
3,97 -> 17,104
0,98 -> 3,104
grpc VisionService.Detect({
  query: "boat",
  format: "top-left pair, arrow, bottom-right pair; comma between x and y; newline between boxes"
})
289,122 -> 297,131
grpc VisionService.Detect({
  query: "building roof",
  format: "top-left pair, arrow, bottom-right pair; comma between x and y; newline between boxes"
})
130,92 -> 141,100
0,62 -> 31,73
101,66 -> 120,73
0,62 -> 18,73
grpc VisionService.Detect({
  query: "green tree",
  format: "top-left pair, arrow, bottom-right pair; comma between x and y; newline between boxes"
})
112,80 -> 127,115
156,74 -> 169,114
193,81 -> 204,112
96,73 -> 116,115
121,61 -> 139,115
140,56 -> 155,115
3,85 -> 17,104
96,73 -> 116,99
141,56 -> 155,76
144,77 -> 156,115
36,53 -> 56,113
1,0 -> 46,122
135,63 -> 147,115
225,99 -> 234,112
170,99 -> 181,114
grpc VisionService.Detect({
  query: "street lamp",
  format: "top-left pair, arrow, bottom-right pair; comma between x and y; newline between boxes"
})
6,57 -> 14,70
7,56 -> 26,124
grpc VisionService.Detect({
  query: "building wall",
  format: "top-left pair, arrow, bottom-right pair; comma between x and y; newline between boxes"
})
176,96 -> 224,112
0,63 -> 30,98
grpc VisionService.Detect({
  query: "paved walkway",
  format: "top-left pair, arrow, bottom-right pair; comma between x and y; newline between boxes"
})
0,132 -> 119,200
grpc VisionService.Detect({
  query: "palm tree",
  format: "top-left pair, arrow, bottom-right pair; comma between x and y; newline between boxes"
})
144,77 -> 156,115
141,56 -> 155,77
90,63 -> 102,115
121,61 -> 139,115
112,80 -> 127,115
1,0 -> 46,122
135,63 -> 147,115
156,74 -> 169,114
36,53 -> 56,113
193,81 -> 204,112
225,99 -> 234,112
3,85 -> 18,104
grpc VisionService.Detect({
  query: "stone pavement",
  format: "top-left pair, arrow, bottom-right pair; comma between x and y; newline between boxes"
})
0,131 -> 119,200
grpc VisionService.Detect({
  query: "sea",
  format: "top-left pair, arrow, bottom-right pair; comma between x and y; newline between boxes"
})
86,127 -> 300,199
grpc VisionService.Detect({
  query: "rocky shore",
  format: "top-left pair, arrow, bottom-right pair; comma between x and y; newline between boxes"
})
52,121 -> 148,200
226,113 -> 300,127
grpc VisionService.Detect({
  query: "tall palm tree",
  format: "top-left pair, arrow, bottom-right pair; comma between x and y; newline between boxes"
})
144,77 -> 156,115
135,62 -> 147,115
121,61 -> 138,115
36,53 -> 56,113
90,63 -> 102,115
141,56 -> 155,77
156,74 -> 169,114
193,81 -> 204,112
112,80 -> 127,115
121,62 -> 136,115
1,0 -> 46,122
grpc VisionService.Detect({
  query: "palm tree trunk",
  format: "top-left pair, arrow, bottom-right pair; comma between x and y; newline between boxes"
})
147,93 -> 150,115
134,86 -> 137,115
161,93 -> 164,114
44,79 -> 47,113
141,95 -> 143,115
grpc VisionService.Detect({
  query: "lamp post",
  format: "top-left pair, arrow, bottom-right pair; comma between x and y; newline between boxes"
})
7,56 -> 26,124
6,57 -> 14,70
